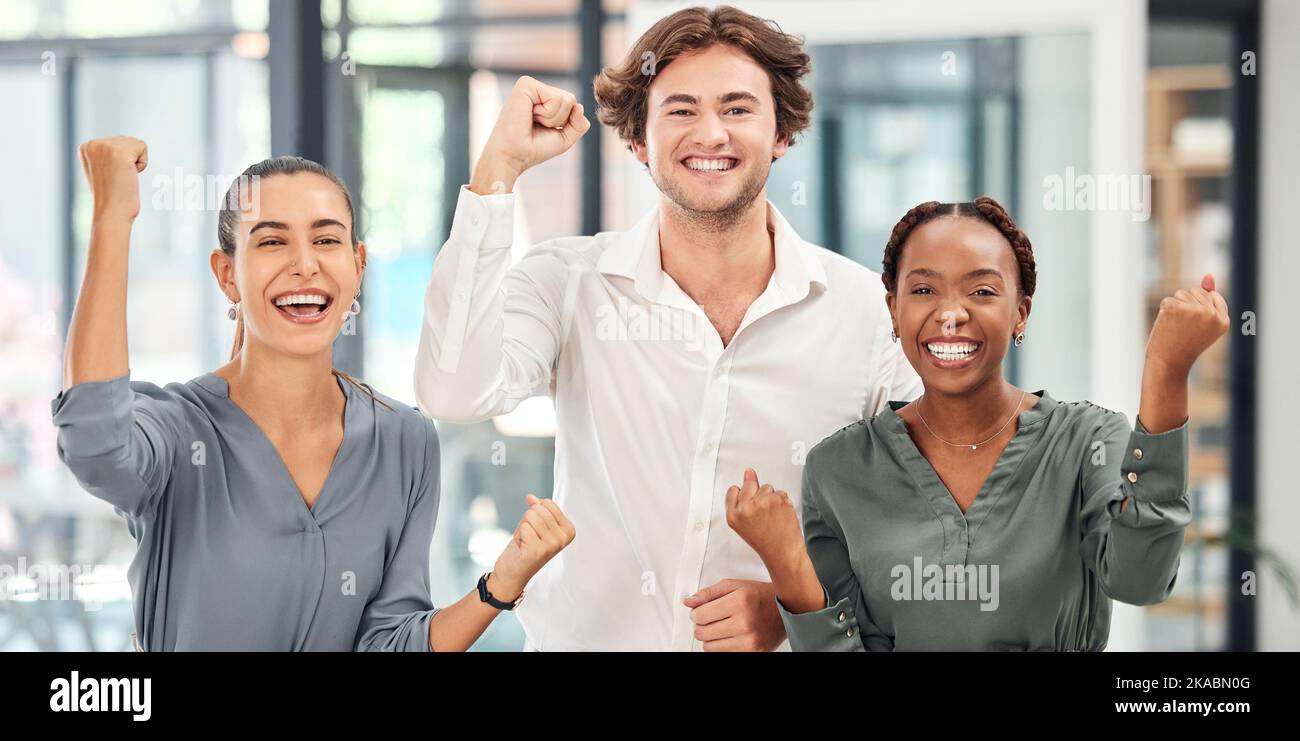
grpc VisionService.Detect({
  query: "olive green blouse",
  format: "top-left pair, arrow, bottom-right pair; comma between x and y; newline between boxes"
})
780,390 -> 1190,651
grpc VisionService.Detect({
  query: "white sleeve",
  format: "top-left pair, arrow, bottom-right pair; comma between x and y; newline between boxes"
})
864,316 -> 923,417
414,186 -> 566,423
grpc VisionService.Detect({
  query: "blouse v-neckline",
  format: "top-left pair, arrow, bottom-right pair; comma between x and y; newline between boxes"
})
878,390 -> 1057,560
195,372 -> 356,517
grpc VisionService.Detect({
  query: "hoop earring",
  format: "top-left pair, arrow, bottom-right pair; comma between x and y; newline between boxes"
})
227,302 -> 239,320
890,329 -> 899,343
1014,331 -> 1025,346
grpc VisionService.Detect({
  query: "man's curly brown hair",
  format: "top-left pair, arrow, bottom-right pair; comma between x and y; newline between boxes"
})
593,5 -> 813,151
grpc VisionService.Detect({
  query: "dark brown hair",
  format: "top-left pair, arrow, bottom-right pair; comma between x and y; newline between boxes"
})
593,5 -> 813,150
881,196 -> 1037,298
218,157 -> 389,410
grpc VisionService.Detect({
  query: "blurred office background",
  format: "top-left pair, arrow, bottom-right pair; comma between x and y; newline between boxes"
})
0,0 -> 1295,651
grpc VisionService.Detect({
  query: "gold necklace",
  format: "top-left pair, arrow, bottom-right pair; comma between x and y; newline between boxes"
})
914,389 -> 1028,451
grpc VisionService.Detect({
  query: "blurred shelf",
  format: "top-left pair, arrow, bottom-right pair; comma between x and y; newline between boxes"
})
1146,65 -> 1231,93
1147,151 -> 1230,177
1183,523 -> 1228,544
1148,594 -> 1226,617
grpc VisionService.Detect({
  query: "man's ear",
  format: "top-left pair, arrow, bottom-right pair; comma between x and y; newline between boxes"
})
772,132 -> 790,161
630,138 -> 649,167
210,248 -> 238,302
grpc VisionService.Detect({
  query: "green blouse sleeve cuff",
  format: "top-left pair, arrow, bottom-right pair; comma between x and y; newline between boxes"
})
1121,419 -> 1189,503
777,587 -> 866,652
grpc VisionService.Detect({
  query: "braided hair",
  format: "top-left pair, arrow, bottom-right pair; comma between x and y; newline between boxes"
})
881,196 -> 1037,297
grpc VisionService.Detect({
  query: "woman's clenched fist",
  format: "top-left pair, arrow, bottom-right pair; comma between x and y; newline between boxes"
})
1145,273 -> 1231,377
79,136 -> 148,221
726,469 -> 805,574
488,493 -> 576,603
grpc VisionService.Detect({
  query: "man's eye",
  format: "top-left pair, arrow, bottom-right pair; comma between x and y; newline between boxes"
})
727,107 -> 751,115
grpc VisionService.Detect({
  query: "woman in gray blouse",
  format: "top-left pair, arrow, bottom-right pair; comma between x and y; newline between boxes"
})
723,196 -> 1229,651
53,136 -> 576,651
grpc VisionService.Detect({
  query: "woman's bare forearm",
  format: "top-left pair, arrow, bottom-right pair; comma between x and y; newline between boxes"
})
63,215 -> 133,389
427,573 -> 520,652
1136,357 -> 1188,435
766,550 -> 827,615
65,137 -> 149,390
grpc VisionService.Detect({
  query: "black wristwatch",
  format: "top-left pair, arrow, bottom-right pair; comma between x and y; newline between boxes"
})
477,572 -> 523,611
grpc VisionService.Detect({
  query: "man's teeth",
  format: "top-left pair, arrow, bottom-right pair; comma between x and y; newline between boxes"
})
685,158 -> 735,171
927,342 -> 979,360
274,294 -> 328,307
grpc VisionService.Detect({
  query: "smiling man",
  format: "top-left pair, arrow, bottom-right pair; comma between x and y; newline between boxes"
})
415,5 -> 921,651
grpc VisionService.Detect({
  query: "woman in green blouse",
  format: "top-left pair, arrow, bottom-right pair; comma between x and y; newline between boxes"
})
723,197 -> 1229,651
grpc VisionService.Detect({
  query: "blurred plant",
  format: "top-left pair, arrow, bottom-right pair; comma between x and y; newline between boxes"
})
0,254 -> 61,476
1199,511 -> 1299,610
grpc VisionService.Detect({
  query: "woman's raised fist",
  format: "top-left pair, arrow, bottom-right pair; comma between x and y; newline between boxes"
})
78,136 -> 148,221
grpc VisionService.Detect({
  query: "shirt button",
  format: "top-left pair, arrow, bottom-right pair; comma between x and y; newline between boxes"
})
694,521 -> 706,532
837,611 -> 846,623
1126,471 -> 1139,483
1133,448 -> 1143,460
846,627 -> 856,638
469,210 -> 481,226
702,441 -> 715,454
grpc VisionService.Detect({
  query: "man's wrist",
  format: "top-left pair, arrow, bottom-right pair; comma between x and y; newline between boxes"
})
469,154 -> 523,195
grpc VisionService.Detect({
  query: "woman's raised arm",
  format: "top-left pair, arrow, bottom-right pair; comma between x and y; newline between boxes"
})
63,135 -> 148,389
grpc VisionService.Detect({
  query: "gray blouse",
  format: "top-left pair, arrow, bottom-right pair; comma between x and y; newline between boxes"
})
51,372 -> 441,651
780,390 -> 1191,651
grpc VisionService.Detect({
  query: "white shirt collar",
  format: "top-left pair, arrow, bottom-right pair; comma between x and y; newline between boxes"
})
597,200 -> 829,305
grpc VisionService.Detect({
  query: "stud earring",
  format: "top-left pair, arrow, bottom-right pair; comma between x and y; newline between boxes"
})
227,302 -> 239,320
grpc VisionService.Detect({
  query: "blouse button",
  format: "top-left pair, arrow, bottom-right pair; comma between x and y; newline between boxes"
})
1126,471 -> 1138,483
837,611 -> 846,623
1133,448 -> 1144,460
846,627 -> 856,638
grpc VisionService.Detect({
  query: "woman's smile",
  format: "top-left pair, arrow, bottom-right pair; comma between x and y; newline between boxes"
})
270,287 -> 335,324
920,336 -> 984,369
